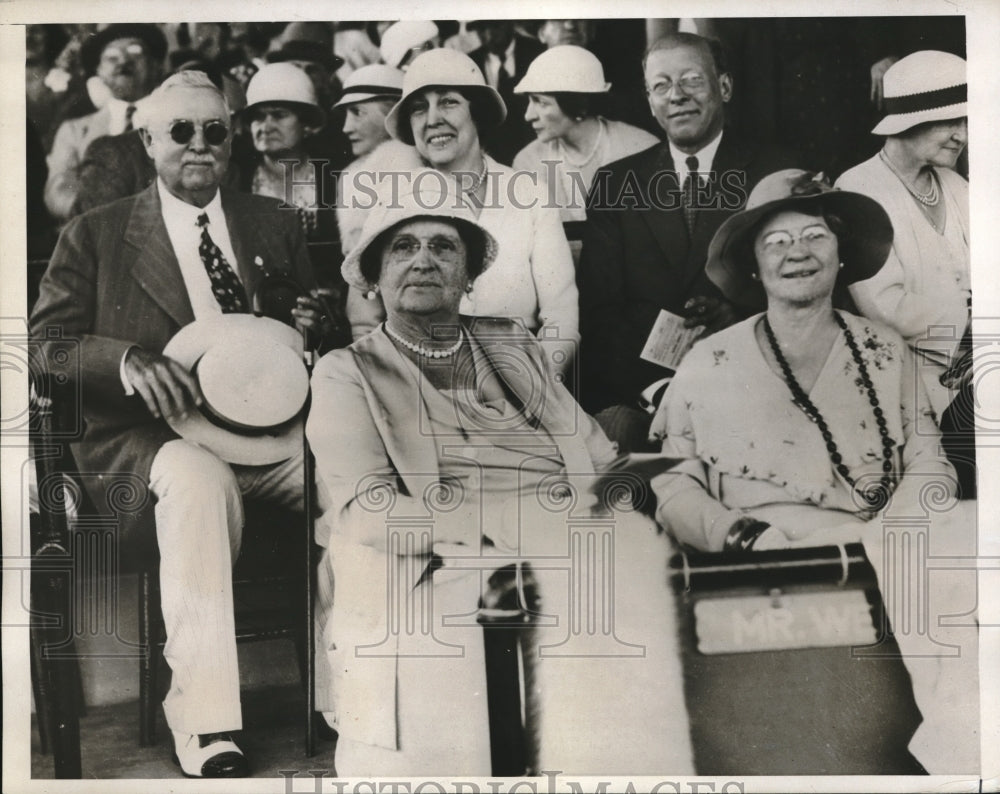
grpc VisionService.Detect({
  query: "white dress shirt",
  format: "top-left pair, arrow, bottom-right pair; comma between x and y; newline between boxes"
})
669,129 -> 724,186
121,181 -> 243,392
105,96 -> 139,135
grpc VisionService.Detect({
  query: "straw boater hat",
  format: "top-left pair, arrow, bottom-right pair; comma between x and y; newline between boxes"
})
341,170 -> 499,292
384,48 -> 507,145
244,62 -> 326,128
513,45 -> 611,94
162,315 -> 309,465
871,50 -> 967,136
706,169 -> 894,309
332,64 -> 404,109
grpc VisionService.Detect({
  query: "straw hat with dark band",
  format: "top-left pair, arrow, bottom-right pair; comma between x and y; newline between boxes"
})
871,50 -> 967,136
706,169 -> 894,310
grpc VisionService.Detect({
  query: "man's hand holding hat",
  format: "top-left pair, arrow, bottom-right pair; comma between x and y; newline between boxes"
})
123,347 -> 204,421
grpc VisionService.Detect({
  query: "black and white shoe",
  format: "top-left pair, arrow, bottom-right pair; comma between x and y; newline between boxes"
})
172,730 -> 249,778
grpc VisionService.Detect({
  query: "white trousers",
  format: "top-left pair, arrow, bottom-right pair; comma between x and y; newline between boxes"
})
149,439 -> 304,735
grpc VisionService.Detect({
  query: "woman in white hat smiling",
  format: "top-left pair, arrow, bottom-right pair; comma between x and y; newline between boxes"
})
836,51 -> 970,461
308,173 -> 693,776
348,47 -> 578,376
512,45 -> 658,234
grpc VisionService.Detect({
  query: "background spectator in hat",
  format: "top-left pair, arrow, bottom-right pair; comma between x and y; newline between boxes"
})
443,20 -> 482,54
70,60 -> 250,218
44,23 -> 166,222
466,20 -> 544,165
378,20 -> 439,71
512,44 -> 658,261
266,22 -> 353,174
347,48 -> 578,375
333,64 -> 408,256
240,62 -> 346,296
836,51 -> 972,496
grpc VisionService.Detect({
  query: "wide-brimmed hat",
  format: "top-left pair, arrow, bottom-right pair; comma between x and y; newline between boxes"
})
266,22 -> 343,73
244,62 -> 325,128
332,64 -> 404,109
706,169 -> 893,309
341,169 -> 499,291
514,45 -> 611,94
81,24 -> 168,76
872,50 -> 967,136
162,315 -> 308,465
379,21 -> 439,69
384,48 -> 507,145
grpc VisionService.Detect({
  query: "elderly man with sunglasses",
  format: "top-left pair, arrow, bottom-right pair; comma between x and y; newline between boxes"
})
30,71 -> 334,778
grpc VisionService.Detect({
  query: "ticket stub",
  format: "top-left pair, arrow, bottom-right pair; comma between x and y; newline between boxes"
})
639,310 -> 704,370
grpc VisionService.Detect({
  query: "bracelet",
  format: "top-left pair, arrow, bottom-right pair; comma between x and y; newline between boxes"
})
722,517 -> 771,553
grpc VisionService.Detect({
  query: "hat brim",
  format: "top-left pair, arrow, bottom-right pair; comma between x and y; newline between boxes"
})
384,84 -> 507,144
871,101 -> 967,135
342,209 -> 499,292
706,190 -> 894,310
162,315 -> 306,465
243,100 -> 326,130
266,49 -> 344,73
332,90 -> 402,110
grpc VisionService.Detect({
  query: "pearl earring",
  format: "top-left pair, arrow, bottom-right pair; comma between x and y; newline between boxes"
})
365,285 -> 380,300
839,262 -> 845,269
750,272 -> 760,281
465,282 -> 474,295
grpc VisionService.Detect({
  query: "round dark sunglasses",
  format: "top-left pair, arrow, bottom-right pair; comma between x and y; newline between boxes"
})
169,120 -> 230,146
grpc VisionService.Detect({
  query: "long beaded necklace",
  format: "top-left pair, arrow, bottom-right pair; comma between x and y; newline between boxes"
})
878,149 -> 940,207
384,322 -> 464,359
763,312 -> 896,509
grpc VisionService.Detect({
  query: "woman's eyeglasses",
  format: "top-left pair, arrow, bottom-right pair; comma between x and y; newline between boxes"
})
168,120 -> 230,146
759,226 -> 833,254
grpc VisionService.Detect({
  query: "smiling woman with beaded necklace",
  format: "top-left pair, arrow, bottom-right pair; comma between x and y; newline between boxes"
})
649,169 -> 957,553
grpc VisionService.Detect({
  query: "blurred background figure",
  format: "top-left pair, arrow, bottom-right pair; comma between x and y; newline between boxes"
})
378,20 -> 439,70
44,23 -> 166,222
466,20 -> 545,165
537,19 -> 595,49
512,44 -> 658,261
443,20 -> 481,54
25,24 -> 71,151
333,21 -> 382,81
334,64 -> 407,254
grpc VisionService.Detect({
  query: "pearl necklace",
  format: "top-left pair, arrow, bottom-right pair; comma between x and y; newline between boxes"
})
879,149 -> 940,207
561,118 -> 604,168
384,322 -> 464,359
763,312 -> 896,510
464,157 -> 489,193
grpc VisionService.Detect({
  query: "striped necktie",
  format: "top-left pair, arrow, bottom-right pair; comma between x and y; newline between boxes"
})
124,104 -> 136,132
196,213 -> 248,313
682,155 -> 699,237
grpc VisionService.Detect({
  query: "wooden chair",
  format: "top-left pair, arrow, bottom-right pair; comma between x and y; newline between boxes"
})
29,347 -> 322,779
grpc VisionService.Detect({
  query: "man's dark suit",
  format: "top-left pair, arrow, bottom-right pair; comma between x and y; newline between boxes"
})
30,183 -> 316,509
468,34 -> 545,165
577,132 -> 796,413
